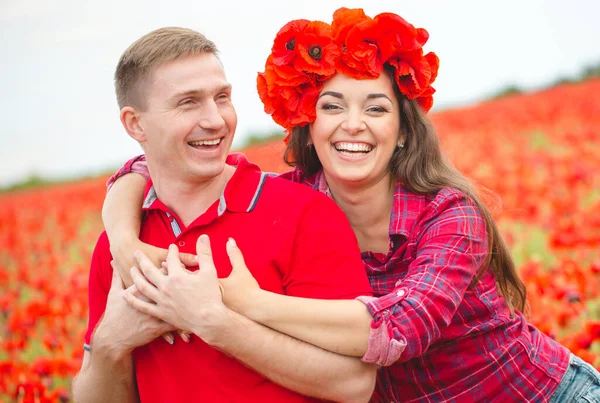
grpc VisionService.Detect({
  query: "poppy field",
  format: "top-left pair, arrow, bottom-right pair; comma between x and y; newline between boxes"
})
1,78 -> 599,401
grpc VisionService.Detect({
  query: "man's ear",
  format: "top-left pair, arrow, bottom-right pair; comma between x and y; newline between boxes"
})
120,106 -> 146,143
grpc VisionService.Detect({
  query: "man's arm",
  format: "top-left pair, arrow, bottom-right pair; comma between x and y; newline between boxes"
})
207,305 -> 377,403
73,235 -> 175,402
72,348 -> 137,403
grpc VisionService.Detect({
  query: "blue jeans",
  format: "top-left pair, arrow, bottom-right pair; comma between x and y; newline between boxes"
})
550,353 -> 600,402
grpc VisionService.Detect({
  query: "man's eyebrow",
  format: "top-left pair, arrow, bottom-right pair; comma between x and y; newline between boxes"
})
318,91 -> 343,99
170,84 -> 232,100
366,93 -> 393,102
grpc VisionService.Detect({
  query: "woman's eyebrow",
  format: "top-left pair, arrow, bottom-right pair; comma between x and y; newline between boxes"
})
367,93 -> 393,102
318,91 -> 343,99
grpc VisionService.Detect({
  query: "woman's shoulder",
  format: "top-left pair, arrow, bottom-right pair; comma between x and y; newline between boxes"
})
391,183 -> 485,237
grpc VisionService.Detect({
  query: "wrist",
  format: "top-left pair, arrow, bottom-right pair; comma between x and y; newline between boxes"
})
244,289 -> 271,323
91,330 -> 133,365
194,303 -> 241,349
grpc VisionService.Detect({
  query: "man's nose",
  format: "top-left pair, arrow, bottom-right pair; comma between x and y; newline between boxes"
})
198,101 -> 226,131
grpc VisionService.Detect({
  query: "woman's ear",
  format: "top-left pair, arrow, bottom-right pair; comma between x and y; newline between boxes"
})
120,106 -> 146,143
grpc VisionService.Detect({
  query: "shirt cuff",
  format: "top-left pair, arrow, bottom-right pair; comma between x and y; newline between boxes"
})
356,295 -> 407,366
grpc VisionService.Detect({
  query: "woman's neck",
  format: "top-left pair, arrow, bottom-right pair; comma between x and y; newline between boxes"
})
326,172 -> 395,253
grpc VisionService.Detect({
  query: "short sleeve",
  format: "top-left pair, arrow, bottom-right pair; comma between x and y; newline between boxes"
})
106,154 -> 149,192
282,192 -> 373,299
84,232 -> 114,346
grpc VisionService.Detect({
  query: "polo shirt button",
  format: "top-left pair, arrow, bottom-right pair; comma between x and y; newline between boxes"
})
397,289 -> 406,297
178,241 -> 185,247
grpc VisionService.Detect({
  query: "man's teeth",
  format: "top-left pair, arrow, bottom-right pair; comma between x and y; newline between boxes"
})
189,138 -> 222,146
334,142 -> 373,152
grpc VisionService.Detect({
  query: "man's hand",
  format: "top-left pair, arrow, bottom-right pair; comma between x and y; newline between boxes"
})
122,235 -> 228,345
92,267 -> 177,359
110,239 -> 197,288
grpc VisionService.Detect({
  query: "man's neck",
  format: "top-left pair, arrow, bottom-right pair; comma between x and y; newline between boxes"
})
151,165 -> 236,227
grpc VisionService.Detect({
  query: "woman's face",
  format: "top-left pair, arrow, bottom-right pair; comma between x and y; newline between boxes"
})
310,72 -> 401,189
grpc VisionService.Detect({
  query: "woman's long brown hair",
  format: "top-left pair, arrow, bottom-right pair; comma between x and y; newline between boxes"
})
283,67 -> 528,314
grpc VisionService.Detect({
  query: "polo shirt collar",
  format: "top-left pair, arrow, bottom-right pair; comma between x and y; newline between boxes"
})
142,152 -> 268,216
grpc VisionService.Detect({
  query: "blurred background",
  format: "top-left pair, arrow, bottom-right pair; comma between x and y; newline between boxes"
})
1,0 -> 599,188
1,0 -> 599,401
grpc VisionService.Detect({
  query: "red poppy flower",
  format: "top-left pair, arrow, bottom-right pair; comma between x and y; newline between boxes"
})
331,7 -> 371,43
272,19 -> 311,66
336,18 -> 384,79
257,70 -> 321,131
294,21 -> 340,76
389,50 -> 437,99
415,86 -> 436,112
373,13 -> 429,60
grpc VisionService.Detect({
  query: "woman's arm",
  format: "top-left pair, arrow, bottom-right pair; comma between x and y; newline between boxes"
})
102,159 -> 196,287
222,191 -> 488,364
102,172 -> 147,286
222,242 -> 373,357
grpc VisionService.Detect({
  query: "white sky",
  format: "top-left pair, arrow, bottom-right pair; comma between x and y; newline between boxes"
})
1,0 -> 599,187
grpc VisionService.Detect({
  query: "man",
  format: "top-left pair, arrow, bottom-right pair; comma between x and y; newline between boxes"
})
72,27 -> 376,402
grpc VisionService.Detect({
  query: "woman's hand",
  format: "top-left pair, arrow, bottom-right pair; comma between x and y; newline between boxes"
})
110,239 -> 197,288
219,238 -> 263,318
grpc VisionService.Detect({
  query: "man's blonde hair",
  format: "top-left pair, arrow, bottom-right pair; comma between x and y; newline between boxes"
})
115,27 -> 219,110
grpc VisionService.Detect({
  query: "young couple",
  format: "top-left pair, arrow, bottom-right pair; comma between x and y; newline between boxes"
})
73,7 -> 600,403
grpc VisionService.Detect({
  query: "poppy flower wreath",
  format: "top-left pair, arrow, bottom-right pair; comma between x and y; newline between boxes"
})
257,7 -> 440,143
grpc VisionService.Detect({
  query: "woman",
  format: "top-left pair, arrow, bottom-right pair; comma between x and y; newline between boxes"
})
106,8 -> 600,402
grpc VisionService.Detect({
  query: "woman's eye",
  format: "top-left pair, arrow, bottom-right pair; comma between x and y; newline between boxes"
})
367,106 -> 388,113
321,104 -> 341,110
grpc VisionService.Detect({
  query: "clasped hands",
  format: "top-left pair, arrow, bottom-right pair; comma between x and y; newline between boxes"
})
119,234 -> 262,346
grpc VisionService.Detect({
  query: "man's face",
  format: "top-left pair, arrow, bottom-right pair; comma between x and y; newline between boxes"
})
138,53 -> 237,184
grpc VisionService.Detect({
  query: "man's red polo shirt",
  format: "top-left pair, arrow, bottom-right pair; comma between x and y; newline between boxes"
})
84,153 -> 373,403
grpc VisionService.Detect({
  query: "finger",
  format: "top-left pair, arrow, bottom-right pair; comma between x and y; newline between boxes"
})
162,332 -> 175,345
166,244 -> 185,274
130,266 -> 161,303
226,238 -> 248,274
109,262 -> 125,291
177,330 -> 191,343
195,234 -> 217,277
179,252 -> 199,267
122,287 -> 163,319
135,250 -> 166,288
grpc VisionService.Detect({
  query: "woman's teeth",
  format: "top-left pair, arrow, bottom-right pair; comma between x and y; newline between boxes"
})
334,142 -> 373,153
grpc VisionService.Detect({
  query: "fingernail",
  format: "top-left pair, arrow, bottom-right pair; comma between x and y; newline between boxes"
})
199,234 -> 209,244
181,333 -> 190,343
193,255 -> 199,262
134,250 -> 141,259
228,238 -> 237,248
165,335 -> 174,345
